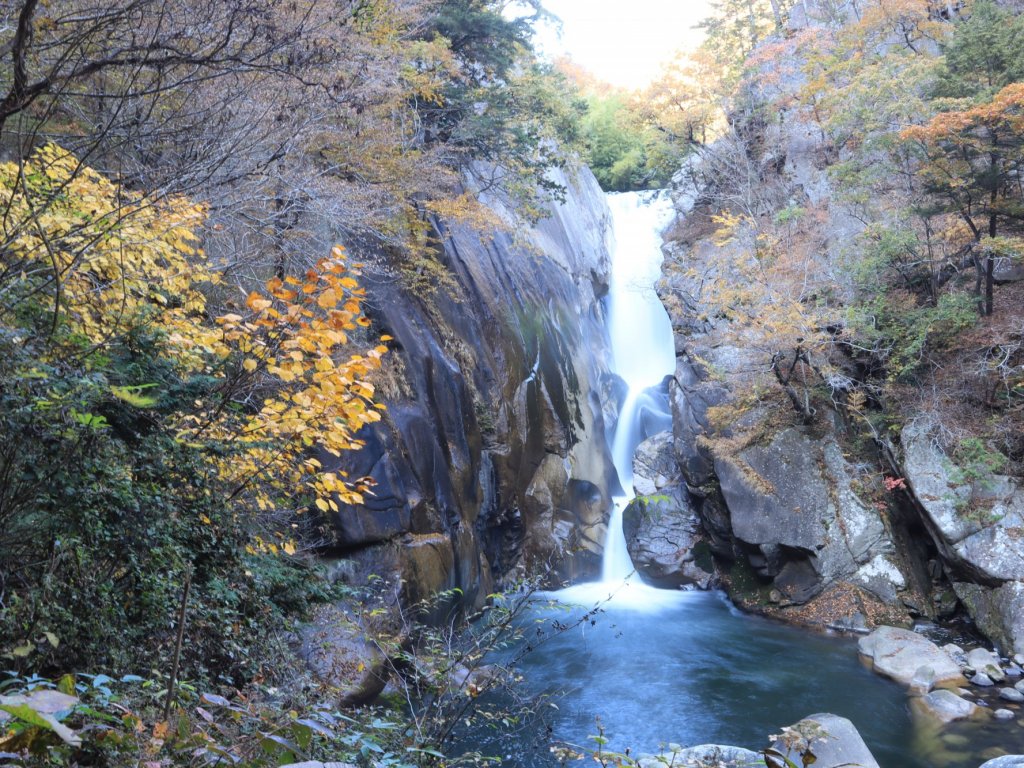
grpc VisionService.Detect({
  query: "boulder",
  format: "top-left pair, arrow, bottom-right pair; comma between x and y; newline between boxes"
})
858,626 -> 964,686
967,648 -> 1006,682
713,429 -> 900,605
902,422 -> 1024,654
299,605 -> 389,708
993,256 -> 1024,283
623,432 -> 712,588
623,488 -> 712,588
631,430 -> 680,497
954,582 -> 1024,657
909,666 -> 936,695
911,689 -> 978,723
768,713 -> 879,768
638,744 -> 765,768
972,672 -> 996,687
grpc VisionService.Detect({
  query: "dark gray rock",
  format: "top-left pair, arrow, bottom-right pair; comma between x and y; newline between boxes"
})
324,165 -> 618,608
623,431 -> 712,588
623,487 -> 711,589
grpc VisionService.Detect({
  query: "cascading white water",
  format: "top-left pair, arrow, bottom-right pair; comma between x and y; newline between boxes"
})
550,190 -> 684,610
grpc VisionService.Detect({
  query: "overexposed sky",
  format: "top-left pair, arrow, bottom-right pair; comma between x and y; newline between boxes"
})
532,0 -> 715,89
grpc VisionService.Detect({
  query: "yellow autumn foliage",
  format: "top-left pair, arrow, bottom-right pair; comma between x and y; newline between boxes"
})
0,144 -> 387,548
0,143 -> 213,363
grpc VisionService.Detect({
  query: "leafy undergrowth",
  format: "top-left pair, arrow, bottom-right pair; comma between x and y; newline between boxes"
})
0,670 -> 423,767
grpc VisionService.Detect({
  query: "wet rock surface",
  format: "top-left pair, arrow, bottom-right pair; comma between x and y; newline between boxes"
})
912,689 -> 979,724
623,431 -> 712,588
324,166 -> 618,608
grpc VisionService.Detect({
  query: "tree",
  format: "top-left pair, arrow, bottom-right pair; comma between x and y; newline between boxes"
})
902,83 -> 1024,315
636,48 -> 725,150
0,143 -> 386,675
901,2 -> 1024,315
698,0 -> 797,88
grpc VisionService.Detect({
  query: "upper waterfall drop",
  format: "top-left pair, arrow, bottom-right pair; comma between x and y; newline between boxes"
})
548,190 -> 686,611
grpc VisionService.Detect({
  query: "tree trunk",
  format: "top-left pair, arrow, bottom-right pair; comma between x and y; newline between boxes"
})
985,252 -> 995,316
768,0 -> 785,32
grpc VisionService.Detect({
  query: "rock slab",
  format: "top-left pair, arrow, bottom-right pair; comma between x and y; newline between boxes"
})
912,689 -> 978,723
769,713 -> 880,768
858,626 -> 964,686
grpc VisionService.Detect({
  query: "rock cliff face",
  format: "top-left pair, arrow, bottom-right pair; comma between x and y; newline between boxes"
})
661,115 -> 923,623
324,166 -> 618,610
655,6 -> 1024,650
655,16 -> 934,626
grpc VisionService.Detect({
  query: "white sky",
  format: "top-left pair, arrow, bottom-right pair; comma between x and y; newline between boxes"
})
532,0 -> 715,89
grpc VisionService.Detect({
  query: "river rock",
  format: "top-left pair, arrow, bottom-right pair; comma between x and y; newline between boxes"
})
972,672 -> 996,687
768,713 -> 880,768
944,643 -> 968,667
300,604 -> 389,707
912,689 -> 979,723
1016,679 -> 1024,693
995,708 -> 1016,720
1001,687 -> 1024,702
968,648 -> 1006,682
623,432 -> 713,588
859,626 -> 965,686
910,666 -> 937,695
980,758 -> 1024,767
637,745 -> 765,768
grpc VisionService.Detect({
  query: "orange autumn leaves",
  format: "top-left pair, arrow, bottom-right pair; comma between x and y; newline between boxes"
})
194,248 -> 389,525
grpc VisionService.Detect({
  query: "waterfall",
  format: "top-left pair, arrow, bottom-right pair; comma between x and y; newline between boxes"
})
550,190 -> 684,610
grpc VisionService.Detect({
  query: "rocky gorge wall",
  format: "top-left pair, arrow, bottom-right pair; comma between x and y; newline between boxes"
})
629,4 -> 1024,653
322,165 -> 618,614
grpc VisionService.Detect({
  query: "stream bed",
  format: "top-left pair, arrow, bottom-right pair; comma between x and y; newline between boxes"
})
463,587 -> 1024,768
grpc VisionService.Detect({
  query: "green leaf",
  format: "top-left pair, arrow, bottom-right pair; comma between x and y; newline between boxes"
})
57,675 -> 75,695
0,702 -> 81,746
109,384 -> 159,408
